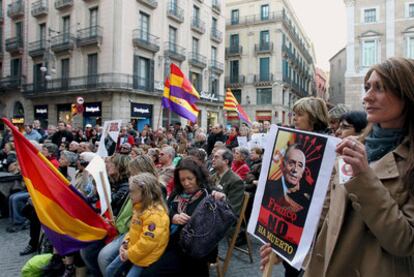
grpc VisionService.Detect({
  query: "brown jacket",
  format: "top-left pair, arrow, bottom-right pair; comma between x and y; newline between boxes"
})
305,139 -> 414,277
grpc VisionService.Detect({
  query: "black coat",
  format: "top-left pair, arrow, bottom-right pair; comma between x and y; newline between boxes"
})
206,132 -> 227,155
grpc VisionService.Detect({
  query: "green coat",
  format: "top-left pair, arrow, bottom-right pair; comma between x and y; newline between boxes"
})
216,169 -> 245,216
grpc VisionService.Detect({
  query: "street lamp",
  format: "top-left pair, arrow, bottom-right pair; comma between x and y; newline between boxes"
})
41,28 -> 59,81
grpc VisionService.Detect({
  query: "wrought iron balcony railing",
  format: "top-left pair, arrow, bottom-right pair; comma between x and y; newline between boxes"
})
167,2 -> 184,23
188,52 -> 207,69
132,29 -> 160,53
55,0 -> 73,10
28,39 -> 47,57
164,41 -> 186,62
31,0 -> 48,17
77,26 -> 103,47
210,27 -> 222,43
7,0 -> 24,19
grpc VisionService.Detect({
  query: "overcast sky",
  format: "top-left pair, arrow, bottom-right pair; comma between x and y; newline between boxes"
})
289,0 -> 347,71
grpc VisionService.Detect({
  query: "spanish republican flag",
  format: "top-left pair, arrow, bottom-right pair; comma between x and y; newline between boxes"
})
2,118 -> 115,255
162,64 -> 200,123
224,88 -> 252,125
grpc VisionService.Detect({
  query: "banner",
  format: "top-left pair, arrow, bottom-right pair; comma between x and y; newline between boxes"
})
247,125 -> 339,269
86,155 -> 112,215
96,120 -> 122,157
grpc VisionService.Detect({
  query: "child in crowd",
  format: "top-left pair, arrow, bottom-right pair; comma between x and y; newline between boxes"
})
106,173 -> 169,277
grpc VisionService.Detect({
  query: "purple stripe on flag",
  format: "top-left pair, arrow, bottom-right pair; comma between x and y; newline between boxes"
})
42,224 -> 98,256
161,97 -> 171,109
169,86 -> 199,104
164,98 -> 198,123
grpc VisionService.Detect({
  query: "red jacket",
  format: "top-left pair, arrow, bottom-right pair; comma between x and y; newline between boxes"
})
231,160 -> 250,181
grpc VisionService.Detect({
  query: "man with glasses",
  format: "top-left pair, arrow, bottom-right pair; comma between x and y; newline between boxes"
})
158,146 -> 176,194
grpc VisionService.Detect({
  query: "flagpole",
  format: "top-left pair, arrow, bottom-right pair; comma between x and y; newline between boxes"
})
99,171 -> 115,223
262,252 -> 276,277
157,104 -> 162,129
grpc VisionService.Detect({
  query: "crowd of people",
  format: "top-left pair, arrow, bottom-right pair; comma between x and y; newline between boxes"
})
0,57 -> 412,276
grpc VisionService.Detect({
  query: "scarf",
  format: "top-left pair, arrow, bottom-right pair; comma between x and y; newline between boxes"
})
226,134 -> 236,145
175,189 -> 204,214
365,124 -> 405,163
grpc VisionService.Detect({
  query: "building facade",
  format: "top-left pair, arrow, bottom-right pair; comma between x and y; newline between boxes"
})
328,47 -> 347,105
225,0 -> 315,125
344,0 -> 414,110
0,0 -> 225,130
314,67 -> 328,101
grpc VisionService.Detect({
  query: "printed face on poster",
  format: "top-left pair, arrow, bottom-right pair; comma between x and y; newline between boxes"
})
96,120 -> 122,157
247,125 -> 340,269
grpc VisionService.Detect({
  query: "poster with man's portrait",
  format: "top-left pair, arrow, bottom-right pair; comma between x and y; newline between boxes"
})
247,125 -> 340,269
96,120 -> 122,157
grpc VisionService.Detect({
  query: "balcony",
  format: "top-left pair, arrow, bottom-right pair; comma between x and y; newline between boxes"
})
225,75 -> 245,88
5,37 -> 24,54
164,42 -> 186,62
188,52 -> 207,69
51,33 -> 75,54
210,60 -> 223,74
210,27 -> 222,43
167,2 -> 184,23
22,73 -> 163,97
191,17 -> 205,34
132,29 -> 160,53
225,45 -> 242,58
136,0 -> 158,9
31,0 -> 48,18
28,40 -> 47,58
7,1 -> 24,19
212,0 -> 221,14
255,42 -> 273,55
77,26 -> 103,47
0,76 -> 25,90
254,74 -> 274,86
55,0 -> 73,10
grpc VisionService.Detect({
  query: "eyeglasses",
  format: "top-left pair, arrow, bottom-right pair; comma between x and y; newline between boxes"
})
337,123 -> 354,130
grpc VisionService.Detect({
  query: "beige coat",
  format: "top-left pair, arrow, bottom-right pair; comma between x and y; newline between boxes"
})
305,139 -> 414,277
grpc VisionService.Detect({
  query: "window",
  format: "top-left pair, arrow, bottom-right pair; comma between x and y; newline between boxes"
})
11,58 -> 21,77
364,8 -> 377,23
168,26 -> 177,51
192,37 -> 199,54
261,5 -> 269,20
140,12 -> 150,41
33,64 -> 45,90
190,71 -> 202,92
409,3 -> 414,17
260,30 -> 270,50
362,40 -> 377,67
133,56 -> 150,90
232,89 -> 242,104
210,77 -> 219,97
90,7 -> 98,27
231,9 -> 239,25
256,88 -> 272,105
407,37 -> 414,58
61,59 -> 70,88
230,34 -> 239,52
62,16 -> 70,42
87,53 -> 98,85
230,60 -> 239,82
212,17 -> 218,31
211,46 -> 217,61
15,21 -> 23,38
259,57 -> 270,81
193,5 -> 200,20
39,23 -> 46,41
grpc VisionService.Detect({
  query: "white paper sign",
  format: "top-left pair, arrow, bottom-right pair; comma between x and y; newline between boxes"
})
237,136 -> 248,148
247,125 -> 340,270
96,120 -> 122,157
85,155 -> 112,215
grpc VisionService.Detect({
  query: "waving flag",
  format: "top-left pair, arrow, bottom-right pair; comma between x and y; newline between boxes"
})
162,64 -> 200,123
2,118 -> 114,255
224,88 -> 252,125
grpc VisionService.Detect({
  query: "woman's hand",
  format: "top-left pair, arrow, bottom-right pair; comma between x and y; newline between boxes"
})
119,246 -> 128,262
259,243 -> 282,271
172,213 -> 191,225
212,190 -> 226,201
336,137 -> 369,176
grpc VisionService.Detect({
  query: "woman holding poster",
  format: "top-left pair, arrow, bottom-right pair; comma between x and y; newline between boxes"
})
261,57 -> 414,277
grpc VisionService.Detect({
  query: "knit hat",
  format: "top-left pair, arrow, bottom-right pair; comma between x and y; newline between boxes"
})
328,104 -> 350,120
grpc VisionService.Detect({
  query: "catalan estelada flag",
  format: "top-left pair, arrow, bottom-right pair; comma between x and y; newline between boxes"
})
224,88 -> 252,125
162,64 -> 200,123
2,118 -> 115,256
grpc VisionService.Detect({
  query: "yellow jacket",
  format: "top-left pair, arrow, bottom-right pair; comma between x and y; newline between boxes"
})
124,203 -> 170,267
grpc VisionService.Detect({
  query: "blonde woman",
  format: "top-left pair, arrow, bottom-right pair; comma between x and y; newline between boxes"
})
292,96 -> 330,133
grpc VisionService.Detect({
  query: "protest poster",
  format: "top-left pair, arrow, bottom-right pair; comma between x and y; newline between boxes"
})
248,133 -> 267,149
237,136 -> 249,148
247,125 -> 340,269
96,120 -> 122,157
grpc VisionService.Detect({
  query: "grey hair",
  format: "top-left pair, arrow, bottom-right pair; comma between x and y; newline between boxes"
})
162,146 -> 176,159
235,147 -> 249,160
